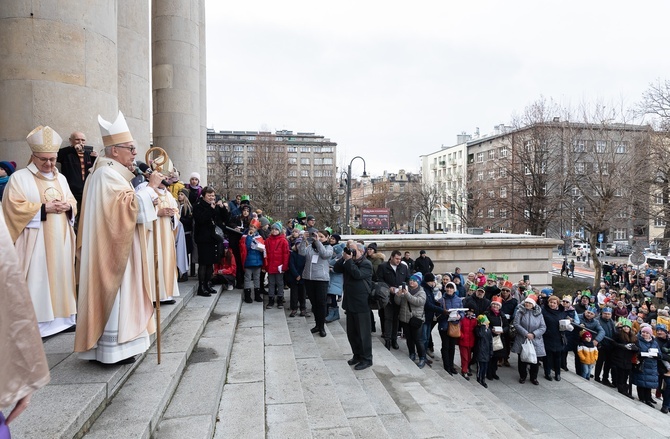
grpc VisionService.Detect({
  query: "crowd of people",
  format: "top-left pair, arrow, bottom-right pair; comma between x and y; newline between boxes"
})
3,115 -> 670,430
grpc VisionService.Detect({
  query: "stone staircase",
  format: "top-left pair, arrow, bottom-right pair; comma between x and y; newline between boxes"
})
12,283 -> 670,439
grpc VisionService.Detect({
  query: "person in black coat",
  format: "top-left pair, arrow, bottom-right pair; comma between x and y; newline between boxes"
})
484,297 -> 509,380
376,250 -> 409,350
463,287 -> 491,316
595,307 -> 616,386
611,319 -> 638,398
414,250 -> 434,276
475,315 -> 494,388
287,238 -> 308,317
422,273 -> 442,362
192,186 -> 229,297
542,295 -> 570,381
335,242 -> 374,370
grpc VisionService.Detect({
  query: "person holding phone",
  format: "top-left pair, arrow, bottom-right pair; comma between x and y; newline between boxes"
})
57,131 -> 97,226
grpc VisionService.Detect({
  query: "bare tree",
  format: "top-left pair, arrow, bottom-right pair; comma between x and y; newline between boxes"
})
564,102 -> 650,286
412,182 -> 443,234
248,133 -> 288,219
208,145 -> 241,201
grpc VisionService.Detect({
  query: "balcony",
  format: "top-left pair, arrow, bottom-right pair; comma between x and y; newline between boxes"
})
439,161 -> 446,167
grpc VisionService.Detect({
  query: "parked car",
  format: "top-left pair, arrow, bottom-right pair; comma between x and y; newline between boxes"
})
605,243 -> 632,256
571,243 -> 605,257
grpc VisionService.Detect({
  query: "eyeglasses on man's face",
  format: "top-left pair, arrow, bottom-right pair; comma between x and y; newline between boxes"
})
32,155 -> 57,164
115,145 -> 137,153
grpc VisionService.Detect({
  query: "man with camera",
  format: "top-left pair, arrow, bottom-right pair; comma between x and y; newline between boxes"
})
57,131 -> 97,226
377,250 -> 410,350
335,242 -> 374,370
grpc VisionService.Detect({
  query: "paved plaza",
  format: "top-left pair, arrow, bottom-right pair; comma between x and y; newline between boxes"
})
10,281 -> 669,438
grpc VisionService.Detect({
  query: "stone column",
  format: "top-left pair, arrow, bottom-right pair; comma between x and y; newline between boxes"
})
152,0 -> 204,180
117,0 -> 151,158
199,0 -> 208,185
0,1 -> 119,161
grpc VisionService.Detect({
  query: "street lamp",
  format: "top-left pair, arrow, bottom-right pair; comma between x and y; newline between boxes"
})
344,156 -> 368,234
412,212 -> 421,234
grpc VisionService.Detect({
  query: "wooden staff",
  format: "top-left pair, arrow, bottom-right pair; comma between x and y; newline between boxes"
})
146,147 -> 170,364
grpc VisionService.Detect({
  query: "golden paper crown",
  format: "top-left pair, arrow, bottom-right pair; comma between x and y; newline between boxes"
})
26,125 -> 62,153
98,111 -> 134,147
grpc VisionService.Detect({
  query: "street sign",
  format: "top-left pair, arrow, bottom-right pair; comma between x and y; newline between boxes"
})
565,231 -> 571,237
598,233 -> 603,243
630,252 -> 645,266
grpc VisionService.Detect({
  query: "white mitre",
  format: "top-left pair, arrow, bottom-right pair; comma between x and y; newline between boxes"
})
98,111 -> 134,147
26,125 -> 63,153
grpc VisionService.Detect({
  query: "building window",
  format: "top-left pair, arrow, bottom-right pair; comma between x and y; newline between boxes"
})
314,170 -> 323,177
207,144 -> 215,151
313,158 -> 323,165
247,145 -> 255,152
574,140 -> 585,153
655,217 -> 666,227
526,187 -> 533,197
287,146 -> 297,152
575,162 -> 585,174
301,170 -> 309,177
614,187 -> 623,197
300,158 -> 310,165
323,170 -> 332,177
233,156 -> 243,164
525,166 -> 531,175
207,156 -> 214,163
476,152 -> 484,163
219,145 -> 231,152
288,181 -> 297,189
488,150 -> 495,160
595,140 -> 607,153
288,170 -> 297,177
247,157 -> 255,164
655,194 -> 664,204
323,158 -> 333,165
615,142 -> 627,154
487,208 -> 495,218
300,147 -> 310,152
233,145 -> 244,152
288,157 -> 297,164
500,187 -> 507,198
288,194 -> 297,200
500,208 -> 507,218
499,147 -> 508,158
488,190 -> 495,198
477,171 -> 483,181
487,170 -> 495,180
614,228 -> 627,240
234,181 -> 243,189
499,168 -> 506,178
234,169 -> 243,176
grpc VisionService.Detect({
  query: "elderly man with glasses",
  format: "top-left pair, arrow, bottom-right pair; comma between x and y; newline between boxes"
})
74,111 -> 164,365
2,126 -> 78,338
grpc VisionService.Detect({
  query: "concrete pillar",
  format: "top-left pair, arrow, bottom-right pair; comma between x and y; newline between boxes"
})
198,0 -> 208,185
152,0 -> 204,180
117,0 -> 151,158
0,1 -> 119,162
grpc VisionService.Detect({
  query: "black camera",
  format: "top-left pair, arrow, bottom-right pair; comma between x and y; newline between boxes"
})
83,145 -> 94,153
343,247 -> 352,255
401,282 -> 407,290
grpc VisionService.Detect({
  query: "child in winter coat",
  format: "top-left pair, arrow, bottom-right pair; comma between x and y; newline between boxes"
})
577,330 -> 598,380
264,222 -> 290,309
475,314 -> 494,388
459,307 -> 478,380
212,246 -> 237,290
239,219 -> 266,303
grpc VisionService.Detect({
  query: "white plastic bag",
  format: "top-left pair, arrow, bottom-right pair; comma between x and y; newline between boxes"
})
520,339 -> 537,364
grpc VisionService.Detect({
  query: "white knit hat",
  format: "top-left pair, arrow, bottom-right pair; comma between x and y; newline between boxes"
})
190,172 -> 201,181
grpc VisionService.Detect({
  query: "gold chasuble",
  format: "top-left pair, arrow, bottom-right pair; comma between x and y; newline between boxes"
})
153,189 -> 180,301
74,157 -> 157,363
1,163 -> 77,337
0,210 -> 50,410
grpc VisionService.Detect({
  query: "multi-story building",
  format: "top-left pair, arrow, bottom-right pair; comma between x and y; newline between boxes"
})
465,121 -> 651,248
347,169 -> 421,232
421,134 -> 470,233
206,129 -> 337,223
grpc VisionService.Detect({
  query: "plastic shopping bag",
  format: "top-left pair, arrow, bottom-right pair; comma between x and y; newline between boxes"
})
520,339 -> 537,364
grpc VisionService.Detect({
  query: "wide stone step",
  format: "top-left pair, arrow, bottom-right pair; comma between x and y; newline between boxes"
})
10,281 -> 199,439
82,286 -> 222,438
154,292 -> 241,439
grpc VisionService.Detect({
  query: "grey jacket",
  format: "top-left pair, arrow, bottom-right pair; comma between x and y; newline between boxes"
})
299,239 -> 333,281
395,285 -> 426,323
512,304 -> 547,357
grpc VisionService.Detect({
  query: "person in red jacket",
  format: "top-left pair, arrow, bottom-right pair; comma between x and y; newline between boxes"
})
459,306 -> 478,380
264,222 -> 290,309
212,245 -> 237,291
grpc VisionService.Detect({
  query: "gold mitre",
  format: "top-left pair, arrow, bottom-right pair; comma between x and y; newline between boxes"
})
98,110 -> 134,147
26,125 -> 63,153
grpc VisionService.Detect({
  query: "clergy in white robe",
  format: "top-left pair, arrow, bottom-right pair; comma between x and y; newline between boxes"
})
152,186 -> 180,304
74,111 -> 164,364
2,126 -> 77,338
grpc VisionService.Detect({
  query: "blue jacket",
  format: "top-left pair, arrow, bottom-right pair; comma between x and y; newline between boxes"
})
328,255 -> 344,296
422,283 -> 443,323
287,250 -> 306,286
437,293 -> 463,331
633,337 -> 659,389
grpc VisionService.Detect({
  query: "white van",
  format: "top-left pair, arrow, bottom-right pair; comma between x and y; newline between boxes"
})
571,243 -> 605,258
627,253 -> 670,270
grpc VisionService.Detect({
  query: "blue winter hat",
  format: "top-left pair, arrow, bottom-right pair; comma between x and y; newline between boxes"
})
602,307 -> 613,314
586,306 -> 599,314
656,323 -> 668,332
0,160 -> 15,175
272,222 -> 282,232
410,273 -> 423,284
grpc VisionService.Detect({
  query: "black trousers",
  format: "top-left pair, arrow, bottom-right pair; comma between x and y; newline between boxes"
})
401,321 -> 426,359
439,330 -> 458,371
289,283 -> 306,311
304,279 -> 328,330
382,301 -> 401,343
347,311 -> 373,362
594,346 -> 612,381
615,367 -> 631,395
518,354 -> 539,380
544,350 -> 562,377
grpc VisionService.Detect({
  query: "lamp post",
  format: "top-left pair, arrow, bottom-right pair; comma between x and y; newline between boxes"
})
344,156 -> 368,234
412,212 -> 421,234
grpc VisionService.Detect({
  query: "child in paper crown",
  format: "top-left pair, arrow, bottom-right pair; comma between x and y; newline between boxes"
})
475,314 -> 493,388
577,330 -> 598,380
239,219 -> 266,302
458,307 -> 478,381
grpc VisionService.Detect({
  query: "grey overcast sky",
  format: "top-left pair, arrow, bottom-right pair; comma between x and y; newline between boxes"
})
205,0 -> 670,177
